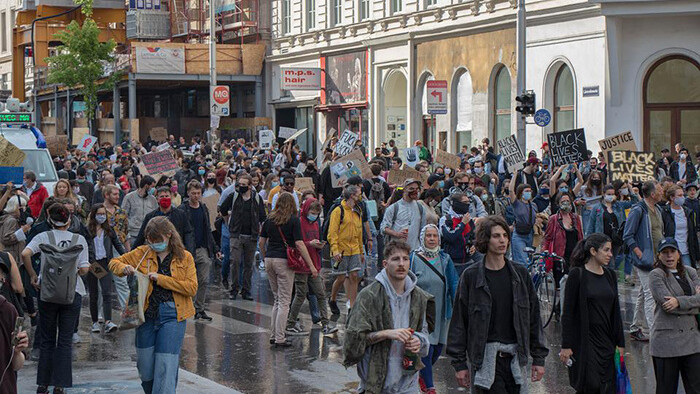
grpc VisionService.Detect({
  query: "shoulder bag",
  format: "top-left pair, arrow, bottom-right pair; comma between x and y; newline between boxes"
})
277,225 -> 307,272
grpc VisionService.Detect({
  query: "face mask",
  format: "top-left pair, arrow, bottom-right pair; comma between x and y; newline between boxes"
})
95,214 -> 107,224
474,167 -> 483,175
445,168 -> 451,175
148,187 -> 156,196
158,197 -> 172,210
522,191 -> 532,201
540,188 -> 550,196
559,187 -> 569,194
307,214 -> 318,222
559,202 -> 572,212
207,178 -> 216,185
149,241 -> 169,253
77,178 -> 85,184
466,190 -> 474,198
621,188 -> 629,196
206,160 -> 213,166
604,195 -> 615,203
591,179 -> 601,186
680,154 -> 687,160
453,200 -> 469,215
438,181 -> 445,189
504,189 -> 510,195
481,194 -> 488,202
170,186 -> 178,194
271,181 -> 280,188
238,186 -> 249,194
198,169 -> 206,176
674,196 -> 686,206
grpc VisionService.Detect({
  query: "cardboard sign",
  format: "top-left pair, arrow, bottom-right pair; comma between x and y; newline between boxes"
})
77,134 -> 97,153
403,147 -> 420,168
330,149 -> 371,188
608,151 -> 656,183
284,128 -> 308,144
0,167 -> 23,184
44,135 -> 67,158
210,114 -> 220,129
72,127 -> 90,146
149,127 -> 168,142
387,166 -> 428,187
0,137 -> 26,166
259,129 -> 274,150
90,262 -> 108,279
202,193 -> 220,231
140,150 -> 178,175
598,131 -> 637,154
278,126 -> 297,140
295,177 -> 315,192
547,129 -> 588,167
334,130 -> 359,157
321,128 -> 337,152
435,149 -> 461,170
496,135 -> 526,173
156,142 -> 171,152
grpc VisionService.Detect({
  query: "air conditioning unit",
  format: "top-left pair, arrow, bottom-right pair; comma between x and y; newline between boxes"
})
126,10 -> 171,40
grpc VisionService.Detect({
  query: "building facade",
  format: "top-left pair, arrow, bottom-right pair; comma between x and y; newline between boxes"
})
0,0 -> 18,97
267,0 -> 700,157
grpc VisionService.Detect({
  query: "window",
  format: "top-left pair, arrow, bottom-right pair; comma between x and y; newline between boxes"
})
359,0 -> 370,20
554,65 -> 574,132
493,66 -> 512,143
281,0 -> 291,35
1,13 -> 6,53
454,71 -> 473,149
306,0 -> 315,30
426,0 -> 437,7
390,0 -> 402,14
331,0 -> 342,26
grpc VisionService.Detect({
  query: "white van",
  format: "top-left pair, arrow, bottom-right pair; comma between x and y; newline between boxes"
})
1,127 -> 58,196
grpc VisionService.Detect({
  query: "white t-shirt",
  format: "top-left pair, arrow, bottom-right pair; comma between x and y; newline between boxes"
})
26,230 -> 90,296
671,207 -> 689,255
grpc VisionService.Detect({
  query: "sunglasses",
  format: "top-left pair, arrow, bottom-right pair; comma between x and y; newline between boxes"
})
284,182 -> 295,186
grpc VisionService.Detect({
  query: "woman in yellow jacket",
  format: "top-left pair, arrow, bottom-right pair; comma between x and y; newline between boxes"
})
109,216 -> 197,394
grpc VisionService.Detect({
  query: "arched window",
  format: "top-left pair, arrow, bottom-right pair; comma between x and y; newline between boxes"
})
454,71 -> 473,150
644,56 -> 700,153
493,66 -> 511,144
554,65 -> 574,132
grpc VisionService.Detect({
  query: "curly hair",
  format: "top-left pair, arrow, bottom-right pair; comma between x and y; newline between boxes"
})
474,215 -> 511,254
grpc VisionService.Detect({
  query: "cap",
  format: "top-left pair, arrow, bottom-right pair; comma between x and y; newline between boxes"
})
541,142 -> 549,148
657,238 -> 679,253
685,183 -> 698,191
403,178 -> 421,187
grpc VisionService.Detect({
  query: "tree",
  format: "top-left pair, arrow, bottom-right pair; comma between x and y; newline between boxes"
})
45,18 -> 119,134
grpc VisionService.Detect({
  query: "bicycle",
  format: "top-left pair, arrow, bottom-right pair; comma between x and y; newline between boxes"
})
524,247 -> 564,329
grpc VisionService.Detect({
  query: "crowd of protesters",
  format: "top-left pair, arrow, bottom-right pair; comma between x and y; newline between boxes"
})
0,130 -> 698,394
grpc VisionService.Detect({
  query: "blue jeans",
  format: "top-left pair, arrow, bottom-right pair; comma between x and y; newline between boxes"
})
419,343 -> 444,389
37,293 -> 82,388
136,302 -> 186,394
221,226 -> 231,282
511,231 -> 533,266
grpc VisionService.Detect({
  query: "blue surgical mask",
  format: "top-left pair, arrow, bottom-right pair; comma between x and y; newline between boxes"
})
149,241 -> 169,252
198,169 -> 206,176
481,194 -> 488,202
438,181 -> 445,189
674,197 -> 686,206
148,187 -> 156,196
522,191 -> 532,201
474,167 -> 483,175
271,181 -> 280,188
559,187 -> 569,194
307,214 -> 318,222
95,214 -> 107,224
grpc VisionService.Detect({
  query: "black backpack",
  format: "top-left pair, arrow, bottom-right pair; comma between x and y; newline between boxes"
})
321,200 -> 364,243
368,179 -> 386,216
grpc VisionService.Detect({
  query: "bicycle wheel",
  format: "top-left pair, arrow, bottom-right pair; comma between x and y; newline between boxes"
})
537,272 -> 557,329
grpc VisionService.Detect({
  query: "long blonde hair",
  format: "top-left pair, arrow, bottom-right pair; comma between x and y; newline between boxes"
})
269,192 -> 297,225
54,179 -> 78,205
145,216 -> 187,260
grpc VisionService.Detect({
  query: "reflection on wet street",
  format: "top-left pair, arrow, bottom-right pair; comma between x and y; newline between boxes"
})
18,265 -> 679,393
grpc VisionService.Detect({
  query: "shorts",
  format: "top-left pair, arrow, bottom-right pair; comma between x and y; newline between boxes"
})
332,254 -> 362,275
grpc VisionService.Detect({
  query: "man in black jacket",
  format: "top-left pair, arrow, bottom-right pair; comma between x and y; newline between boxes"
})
447,215 -> 548,392
133,186 -> 195,254
179,180 -> 217,321
319,159 -> 342,218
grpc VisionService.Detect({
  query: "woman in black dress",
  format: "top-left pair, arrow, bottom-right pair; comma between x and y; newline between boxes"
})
560,233 -> 625,393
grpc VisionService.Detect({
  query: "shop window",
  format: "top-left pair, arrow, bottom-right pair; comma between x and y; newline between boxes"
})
493,66 -> 511,144
554,65 -> 574,132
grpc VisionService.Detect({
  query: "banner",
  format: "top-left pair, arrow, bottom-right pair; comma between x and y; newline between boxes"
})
435,149 -> 462,170
324,51 -> 367,105
496,135 -> 526,173
387,166 -> 429,187
334,130 -> 359,157
322,128 -> 337,152
0,167 -> 23,184
141,150 -> 179,175
608,151 -> 656,183
259,129 -> 274,150
330,149 -> 371,188
598,131 -> 637,154
155,142 -> 171,152
135,47 -> 185,74
77,135 -> 97,153
284,128 -> 308,144
547,129 -> 588,167
72,127 -> 90,146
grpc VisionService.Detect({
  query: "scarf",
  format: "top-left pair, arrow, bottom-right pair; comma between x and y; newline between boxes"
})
416,224 -> 441,259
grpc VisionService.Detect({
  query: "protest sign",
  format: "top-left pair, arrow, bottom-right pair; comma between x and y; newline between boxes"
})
608,151 -> 656,183
72,127 -> 90,145
0,167 -> 23,184
295,177 -> 315,192
141,150 -> 179,175
334,130 -> 359,157
259,129 -> 275,150
77,135 -> 97,153
321,128 -> 337,152
0,137 -> 26,166
149,127 -> 168,142
330,149 -> 371,188
387,166 -> 428,187
403,147 -> 420,168
202,193 -> 220,231
44,135 -> 67,158
496,135 -> 526,173
284,128 -> 308,144
547,129 -> 587,167
435,149 -> 462,170
278,126 -> 297,140
598,131 -> 637,154
210,115 -> 220,129
156,142 -> 171,152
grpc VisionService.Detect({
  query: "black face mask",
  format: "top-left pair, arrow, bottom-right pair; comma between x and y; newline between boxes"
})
238,186 -> 249,194
591,179 -> 601,186
207,178 -> 216,185
453,200 -> 470,215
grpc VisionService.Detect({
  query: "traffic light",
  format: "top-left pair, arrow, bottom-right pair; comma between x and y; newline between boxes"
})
515,91 -> 536,116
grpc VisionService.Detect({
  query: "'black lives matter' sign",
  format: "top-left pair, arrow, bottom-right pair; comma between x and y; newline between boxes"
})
496,135 -> 525,173
608,151 -> 656,183
547,129 -> 588,167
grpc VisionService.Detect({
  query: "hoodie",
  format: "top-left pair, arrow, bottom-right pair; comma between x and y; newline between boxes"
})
299,197 -> 321,271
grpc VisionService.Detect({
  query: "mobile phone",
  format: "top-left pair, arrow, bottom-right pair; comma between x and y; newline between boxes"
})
11,317 -> 22,347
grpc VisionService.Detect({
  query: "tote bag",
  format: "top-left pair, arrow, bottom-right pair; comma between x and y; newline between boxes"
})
119,252 -> 151,330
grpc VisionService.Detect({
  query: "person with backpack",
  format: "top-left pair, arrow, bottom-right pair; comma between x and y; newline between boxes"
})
381,178 -> 428,250
363,163 -> 391,265
21,203 -> 90,394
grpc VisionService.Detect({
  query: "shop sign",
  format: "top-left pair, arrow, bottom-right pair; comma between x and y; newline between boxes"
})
324,51 -> 367,105
281,68 -> 321,90
135,47 -> 185,74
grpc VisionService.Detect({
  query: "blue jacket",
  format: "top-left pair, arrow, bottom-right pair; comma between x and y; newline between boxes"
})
586,196 -> 638,235
623,201 -> 662,271
409,250 -> 458,320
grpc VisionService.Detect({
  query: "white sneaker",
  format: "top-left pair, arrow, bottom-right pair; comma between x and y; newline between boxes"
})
104,321 -> 118,333
72,333 -> 81,344
91,322 -> 101,333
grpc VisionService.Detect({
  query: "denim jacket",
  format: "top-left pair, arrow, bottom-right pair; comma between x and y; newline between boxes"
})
586,196 -> 638,235
623,201 -> 662,271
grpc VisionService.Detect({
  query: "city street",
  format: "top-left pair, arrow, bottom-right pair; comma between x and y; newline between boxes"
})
17,265 -> 675,394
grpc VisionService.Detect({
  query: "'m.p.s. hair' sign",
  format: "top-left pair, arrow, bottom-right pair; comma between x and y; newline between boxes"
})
608,151 -> 656,183
547,129 -> 588,167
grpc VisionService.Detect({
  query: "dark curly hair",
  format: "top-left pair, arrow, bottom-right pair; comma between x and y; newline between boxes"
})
474,215 -> 511,254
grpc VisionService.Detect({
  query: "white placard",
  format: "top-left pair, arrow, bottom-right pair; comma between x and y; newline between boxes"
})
334,130 -> 359,157
156,142 -> 171,152
403,146 -> 420,168
279,127 -> 297,140
259,129 -> 275,150
77,135 -> 97,153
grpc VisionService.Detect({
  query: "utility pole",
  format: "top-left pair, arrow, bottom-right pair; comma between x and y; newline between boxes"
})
515,0 -> 526,149
209,0 -> 217,143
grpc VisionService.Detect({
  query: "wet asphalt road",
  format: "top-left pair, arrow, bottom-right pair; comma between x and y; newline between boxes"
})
18,265 -> 680,393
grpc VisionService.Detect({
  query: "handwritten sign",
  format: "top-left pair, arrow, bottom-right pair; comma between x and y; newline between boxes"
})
497,135 -> 526,173
435,149 -> 462,170
295,177 -> 315,192
149,127 -> 168,142
77,135 -> 97,153
598,131 -> 637,154
403,147 -> 420,168
140,150 -> 178,175
0,167 -> 23,184
330,149 -> 371,188
334,130 -> 359,157
0,137 -> 26,166
547,129 -> 587,167
156,142 -> 171,152
44,135 -> 68,158
202,193 -> 220,231
259,129 -> 275,150
72,127 -> 90,146
608,151 -> 655,183
278,126 -> 297,140
388,166 -> 429,187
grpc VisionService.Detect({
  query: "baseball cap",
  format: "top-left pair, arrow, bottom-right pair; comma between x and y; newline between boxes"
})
657,238 -> 679,253
403,178 -> 421,188
685,183 -> 698,191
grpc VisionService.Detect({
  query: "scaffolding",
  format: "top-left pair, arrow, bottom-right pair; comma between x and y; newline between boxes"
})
170,0 -> 264,44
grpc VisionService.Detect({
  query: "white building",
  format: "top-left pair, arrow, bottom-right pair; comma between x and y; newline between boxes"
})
0,0 -> 18,95
266,0 -> 700,157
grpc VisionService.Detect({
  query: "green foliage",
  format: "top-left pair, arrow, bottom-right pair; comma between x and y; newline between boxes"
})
74,0 -> 93,16
46,18 -> 119,124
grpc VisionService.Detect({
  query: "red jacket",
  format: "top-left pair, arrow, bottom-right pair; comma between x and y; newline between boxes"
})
542,212 -> 583,258
26,183 -> 49,218
299,197 -> 321,272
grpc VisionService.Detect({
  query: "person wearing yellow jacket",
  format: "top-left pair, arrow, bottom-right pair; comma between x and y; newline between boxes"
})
109,216 -> 197,394
328,185 -> 364,312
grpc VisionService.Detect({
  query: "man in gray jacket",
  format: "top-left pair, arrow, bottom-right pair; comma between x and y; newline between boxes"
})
121,175 -> 157,247
623,180 -> 665,342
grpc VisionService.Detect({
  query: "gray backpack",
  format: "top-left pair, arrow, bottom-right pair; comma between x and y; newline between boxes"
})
39,231 -> 84,305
